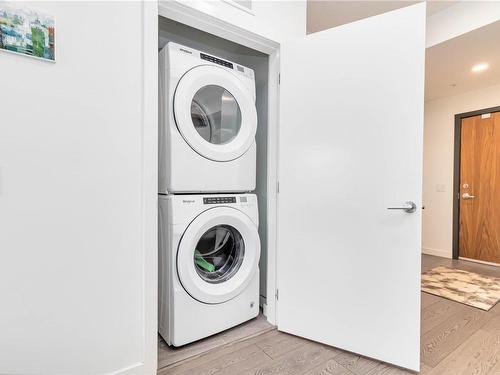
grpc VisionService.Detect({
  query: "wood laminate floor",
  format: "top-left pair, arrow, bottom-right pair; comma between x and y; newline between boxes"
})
158,255 -> 500,375
158,313 -> 274,370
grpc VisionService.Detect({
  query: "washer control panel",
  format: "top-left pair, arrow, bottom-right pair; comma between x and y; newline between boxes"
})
203,196 -> 236,204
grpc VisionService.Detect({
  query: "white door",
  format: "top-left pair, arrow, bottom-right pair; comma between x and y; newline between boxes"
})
277,3 -> 425,371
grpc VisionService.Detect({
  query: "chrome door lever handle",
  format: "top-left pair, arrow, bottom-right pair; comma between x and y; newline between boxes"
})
462,193 -> 475,200
387,201 -> 417,213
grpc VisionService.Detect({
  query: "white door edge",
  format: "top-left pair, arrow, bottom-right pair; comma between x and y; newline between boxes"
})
138,1 -> 158,374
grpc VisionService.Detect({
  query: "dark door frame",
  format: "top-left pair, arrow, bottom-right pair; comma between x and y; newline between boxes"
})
452,105 -> 500,259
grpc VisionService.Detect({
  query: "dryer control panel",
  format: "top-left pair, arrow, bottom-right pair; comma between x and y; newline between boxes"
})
168,42 -> 254,79
203,197 -> 236,204
200,53 -> 233,69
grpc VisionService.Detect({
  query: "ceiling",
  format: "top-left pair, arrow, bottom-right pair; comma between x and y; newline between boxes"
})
306,1 -> 500,101
307,1 -> 457,34
425,20 -> 500,101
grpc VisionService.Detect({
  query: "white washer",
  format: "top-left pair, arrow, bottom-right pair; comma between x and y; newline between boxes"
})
159,42 -> 257,194
158,193 -> 260,346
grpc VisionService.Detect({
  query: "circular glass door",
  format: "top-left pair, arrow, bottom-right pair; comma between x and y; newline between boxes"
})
194,225 -> 245,283
177,207 -> 260,304
191,86 -> 242,145
174,65 -> 257,162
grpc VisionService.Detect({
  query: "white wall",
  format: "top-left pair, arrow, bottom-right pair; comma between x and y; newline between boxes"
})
0,2 -> 157,374
423,83 -> 500,258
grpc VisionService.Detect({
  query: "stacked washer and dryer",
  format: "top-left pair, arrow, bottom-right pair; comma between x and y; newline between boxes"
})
158,42 -> 261,346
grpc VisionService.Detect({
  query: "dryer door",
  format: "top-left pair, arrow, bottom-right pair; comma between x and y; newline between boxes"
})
174,65 -> 257,161
177,206 -> 260,304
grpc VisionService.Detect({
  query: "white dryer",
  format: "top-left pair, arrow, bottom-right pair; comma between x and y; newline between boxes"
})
158,194 -> 260,346
159,42 -> 257,194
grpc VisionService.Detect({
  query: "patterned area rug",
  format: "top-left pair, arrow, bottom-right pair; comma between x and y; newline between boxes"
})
421,266 -> 500,311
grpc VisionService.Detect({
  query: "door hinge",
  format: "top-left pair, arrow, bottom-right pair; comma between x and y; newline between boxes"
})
275,289 -> 279,301
277,181 -> 280,194
278,73 -> 281,85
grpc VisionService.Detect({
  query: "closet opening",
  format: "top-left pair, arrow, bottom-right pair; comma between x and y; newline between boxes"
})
157,14 -> 278,372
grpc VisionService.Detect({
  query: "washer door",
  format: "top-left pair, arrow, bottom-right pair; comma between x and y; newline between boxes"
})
177,207 -> 260,304
174,65 -> 257,162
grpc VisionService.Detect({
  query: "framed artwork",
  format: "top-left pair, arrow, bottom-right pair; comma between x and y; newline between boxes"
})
0,2 -> 55,61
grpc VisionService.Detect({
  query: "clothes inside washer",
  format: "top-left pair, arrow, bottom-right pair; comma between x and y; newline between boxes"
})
194,250 -> 215,272
193,225 -> 245,283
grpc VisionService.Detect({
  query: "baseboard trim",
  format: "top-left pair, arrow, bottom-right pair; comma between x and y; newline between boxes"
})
459,257 -> 500,268
422,247 -> 451,258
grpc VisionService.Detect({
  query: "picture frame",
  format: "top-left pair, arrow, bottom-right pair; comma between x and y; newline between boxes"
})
0,3 -> 55,62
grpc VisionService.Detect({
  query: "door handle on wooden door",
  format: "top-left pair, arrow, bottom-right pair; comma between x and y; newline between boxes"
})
387,201 -> 417,213
462,193 -> 475,200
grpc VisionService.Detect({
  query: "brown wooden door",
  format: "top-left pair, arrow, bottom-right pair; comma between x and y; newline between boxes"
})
459,111 -> 500,263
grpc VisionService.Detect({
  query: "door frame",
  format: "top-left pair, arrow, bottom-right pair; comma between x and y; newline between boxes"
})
452,105 -> 500,259
157,0 -> 281,325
